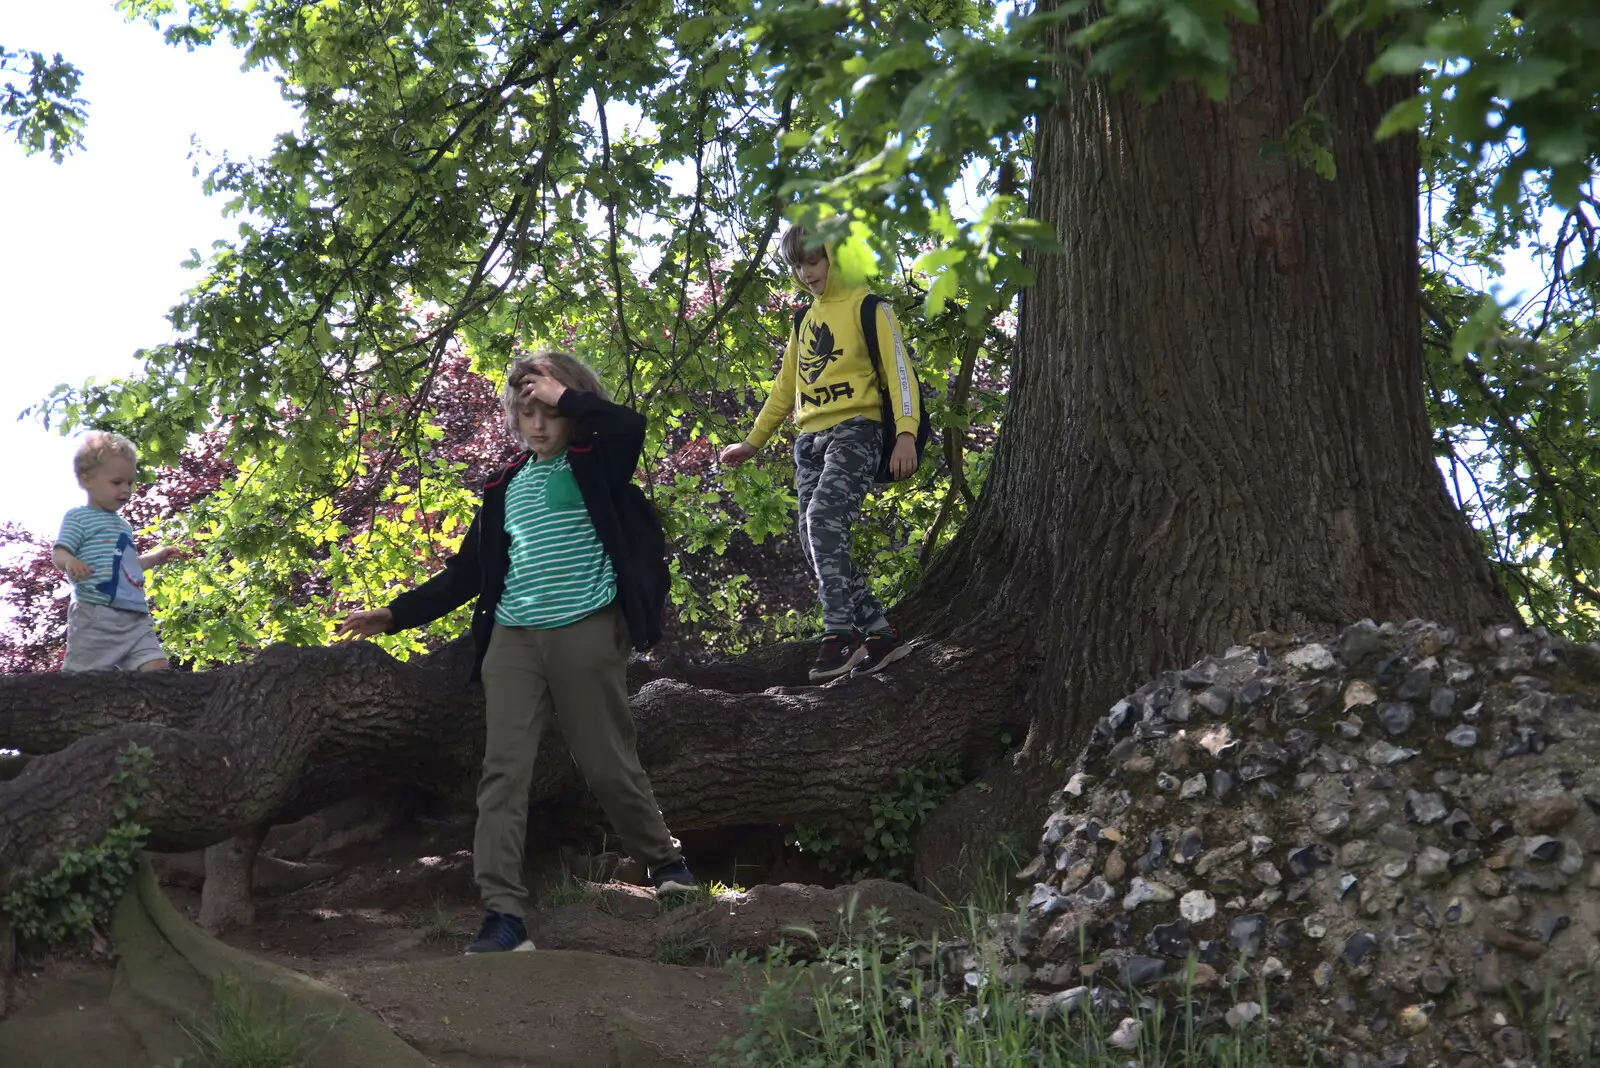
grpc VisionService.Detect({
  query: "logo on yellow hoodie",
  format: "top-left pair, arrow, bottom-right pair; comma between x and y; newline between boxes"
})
800,321 -> 844,385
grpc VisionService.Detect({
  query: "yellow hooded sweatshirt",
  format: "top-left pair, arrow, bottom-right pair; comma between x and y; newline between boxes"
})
745,268 -> 923,449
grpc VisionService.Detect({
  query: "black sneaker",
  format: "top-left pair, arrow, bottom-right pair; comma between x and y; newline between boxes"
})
649,859 -> 701,894
854,626 -> 911,675
809,632 -> 865,682
464,910 -> 534,954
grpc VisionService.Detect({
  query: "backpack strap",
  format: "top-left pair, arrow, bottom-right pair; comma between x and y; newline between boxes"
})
859,294 -> 888,390
860,294 -> 896,436
792,304 -> 810,342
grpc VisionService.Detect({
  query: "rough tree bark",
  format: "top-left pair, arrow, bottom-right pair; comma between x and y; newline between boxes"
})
0,635 -> 1024,907
911,0 -> 1514,890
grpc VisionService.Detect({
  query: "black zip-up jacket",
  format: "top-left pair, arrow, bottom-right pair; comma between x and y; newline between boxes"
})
384,389 -> 670,677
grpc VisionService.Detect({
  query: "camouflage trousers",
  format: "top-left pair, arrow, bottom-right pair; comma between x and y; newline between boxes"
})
794,415 -> 889,635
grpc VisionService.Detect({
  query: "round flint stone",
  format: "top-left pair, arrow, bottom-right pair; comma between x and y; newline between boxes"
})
1312,804 -> 1352,835
1228,914 -> 1268,955
1404,790 -> 1448,825
1287,844 -> 1332,878
1524,836 -> 1563,863
1146,921 -> 1193,959
1285,643 -> 1336,672
1075,876 -> 1117,905
1123,876 -> 1176,910
1120,956 -> 1166,987
1367,741 -> 1420,766
1377,702 -> 1415,736
1446,724 -> 1479,748
1428,686 -> 1457,720
1180,890 -> 1216,922
1135,832 -> 1166,874
1342,931 -> 1378,966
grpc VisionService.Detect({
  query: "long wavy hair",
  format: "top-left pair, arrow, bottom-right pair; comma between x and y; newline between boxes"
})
500,349 -> 608,440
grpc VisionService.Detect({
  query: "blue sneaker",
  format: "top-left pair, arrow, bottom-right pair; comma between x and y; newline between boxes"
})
464,910 -> 534,954
649,859 -> 700,895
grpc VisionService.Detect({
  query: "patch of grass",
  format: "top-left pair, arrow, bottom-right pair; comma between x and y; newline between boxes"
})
655,879 -> 742,913
167,979 -> 340,1068
404,897 -> 470,944
959,831 -> 1029,918
540,866 -> 610,912
712,894 -> 1599,1068
652,936 -> 720,967
712,896 -> 1303,1068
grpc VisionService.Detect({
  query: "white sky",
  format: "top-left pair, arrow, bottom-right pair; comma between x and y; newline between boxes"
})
0,0 -> 297,537
0,2 -> 1559,540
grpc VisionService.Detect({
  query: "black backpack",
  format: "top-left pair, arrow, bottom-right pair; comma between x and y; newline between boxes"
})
790,294 -> 933,483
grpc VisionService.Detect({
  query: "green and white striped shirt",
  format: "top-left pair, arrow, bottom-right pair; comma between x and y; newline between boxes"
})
495,452 -> 617,629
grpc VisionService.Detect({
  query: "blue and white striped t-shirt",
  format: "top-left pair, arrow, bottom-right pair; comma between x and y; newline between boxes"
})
55,506 -> 148,613
494,453 -> 616,629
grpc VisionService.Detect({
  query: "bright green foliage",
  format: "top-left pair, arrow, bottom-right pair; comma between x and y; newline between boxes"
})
789,757 -> 967,882
0,45 -> 87,161
1338,0 -> 1600,208
1,743 -> 152,948
13,0 -> 1600,660
1411,29 -> 1600,638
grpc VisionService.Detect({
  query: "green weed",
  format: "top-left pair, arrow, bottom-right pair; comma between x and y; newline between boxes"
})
172,979 -> 339,1068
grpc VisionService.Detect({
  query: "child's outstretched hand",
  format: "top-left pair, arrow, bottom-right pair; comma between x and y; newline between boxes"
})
719,442 -> 756,467
147,545 -> 188,567
338,607 -> 393,639
889,434 -> 918,480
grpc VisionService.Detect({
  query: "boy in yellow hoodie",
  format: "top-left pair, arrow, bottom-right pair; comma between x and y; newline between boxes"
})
721,224 -> 923,681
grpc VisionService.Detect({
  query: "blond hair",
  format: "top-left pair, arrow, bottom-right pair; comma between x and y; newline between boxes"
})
501,349 -> 609,439
781,222 -> 829,276
74,430 -> 138,480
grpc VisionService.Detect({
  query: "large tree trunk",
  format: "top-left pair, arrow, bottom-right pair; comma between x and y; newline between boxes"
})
917,0 -> 1510,755
912,0 -> 1513,889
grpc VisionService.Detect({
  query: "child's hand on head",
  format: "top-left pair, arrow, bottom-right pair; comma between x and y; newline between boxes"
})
518,370 -> 567,409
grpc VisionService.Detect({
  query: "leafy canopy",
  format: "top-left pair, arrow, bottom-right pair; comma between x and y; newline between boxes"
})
6,0 -> 1599,661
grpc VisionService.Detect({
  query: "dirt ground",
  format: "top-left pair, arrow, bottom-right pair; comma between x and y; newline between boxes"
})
1,813 -> 777,1067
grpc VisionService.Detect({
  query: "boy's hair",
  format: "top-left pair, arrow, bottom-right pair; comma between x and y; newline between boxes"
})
779,223 -> 826,271
501,349 -> 609,438
74,431 -> 138,480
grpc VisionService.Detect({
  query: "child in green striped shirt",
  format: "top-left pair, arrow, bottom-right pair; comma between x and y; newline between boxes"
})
339,350 -> 695,954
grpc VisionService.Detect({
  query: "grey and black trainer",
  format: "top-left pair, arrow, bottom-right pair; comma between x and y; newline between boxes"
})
464,910 -> 534,954
809,632 -> 865,682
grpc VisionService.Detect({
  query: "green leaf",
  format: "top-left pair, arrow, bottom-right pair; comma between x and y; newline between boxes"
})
1374,95 -> 1426,141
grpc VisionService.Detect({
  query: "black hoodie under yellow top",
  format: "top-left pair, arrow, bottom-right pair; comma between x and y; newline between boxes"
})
745,270 -> 923,449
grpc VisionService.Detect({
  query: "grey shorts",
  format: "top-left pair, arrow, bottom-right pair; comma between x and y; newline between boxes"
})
62,601 -> 167,673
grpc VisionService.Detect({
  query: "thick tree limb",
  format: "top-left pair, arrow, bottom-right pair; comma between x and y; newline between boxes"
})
0,634 -> 1023,899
